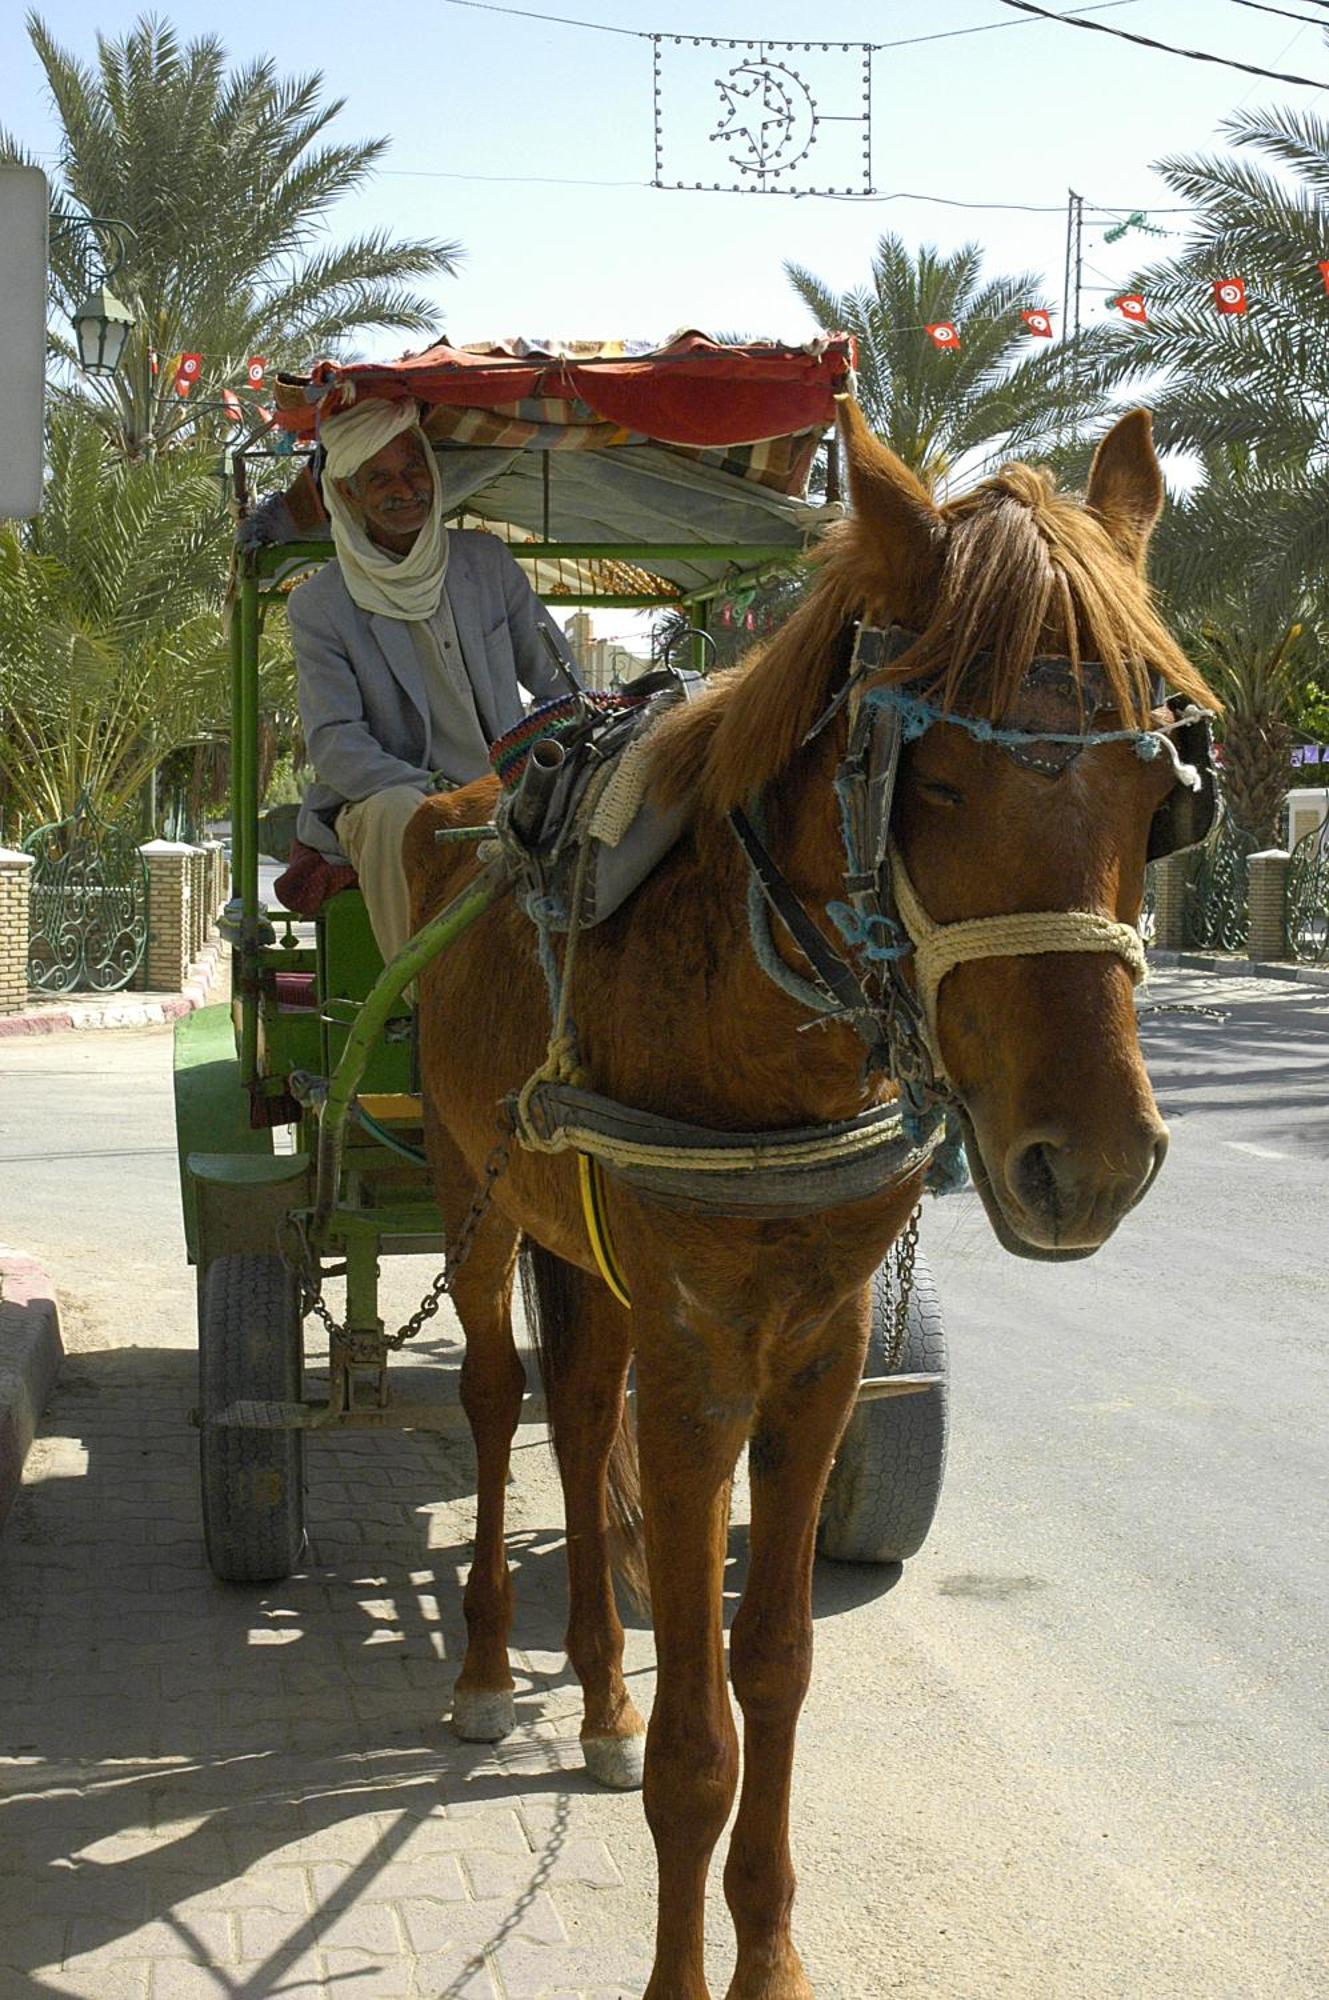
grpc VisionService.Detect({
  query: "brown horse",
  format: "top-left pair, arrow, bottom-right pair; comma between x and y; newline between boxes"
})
404,404 -> 1216,1999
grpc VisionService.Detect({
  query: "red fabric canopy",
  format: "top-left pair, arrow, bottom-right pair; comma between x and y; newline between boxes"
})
277,331 -> 855,449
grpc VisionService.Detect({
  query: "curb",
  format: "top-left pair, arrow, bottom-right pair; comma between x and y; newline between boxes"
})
1148,949 -> 1329,992
0,937 -> 229,1038
0,1250 -> 64,1532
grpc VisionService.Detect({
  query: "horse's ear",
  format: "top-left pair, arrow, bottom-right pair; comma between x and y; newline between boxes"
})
837,400 -> 942,573
1086,408 -> 1164,568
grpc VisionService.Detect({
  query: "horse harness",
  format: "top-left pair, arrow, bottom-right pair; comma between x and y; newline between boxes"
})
731,621 -> 1218,1131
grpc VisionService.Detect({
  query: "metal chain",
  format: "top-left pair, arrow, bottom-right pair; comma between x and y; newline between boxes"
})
884,1204 -> 920,1372
294,1128 -> 513,1350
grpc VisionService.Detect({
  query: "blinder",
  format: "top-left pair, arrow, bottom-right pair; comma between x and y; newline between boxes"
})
1146,695 -> 1217,861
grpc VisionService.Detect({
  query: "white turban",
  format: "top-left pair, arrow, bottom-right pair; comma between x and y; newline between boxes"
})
320,397 -> 448,620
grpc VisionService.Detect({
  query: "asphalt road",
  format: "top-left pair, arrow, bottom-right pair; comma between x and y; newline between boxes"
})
0,968 -> 1325,1997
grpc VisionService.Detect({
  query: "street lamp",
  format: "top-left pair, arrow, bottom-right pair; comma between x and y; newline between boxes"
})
72,281 -> 135,376
54,215 -> 137,378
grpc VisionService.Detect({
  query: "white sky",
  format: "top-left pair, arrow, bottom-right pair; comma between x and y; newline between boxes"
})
7,0 -> 1328,641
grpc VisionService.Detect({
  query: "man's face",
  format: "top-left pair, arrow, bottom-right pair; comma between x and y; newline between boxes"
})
337,431 -> 433,552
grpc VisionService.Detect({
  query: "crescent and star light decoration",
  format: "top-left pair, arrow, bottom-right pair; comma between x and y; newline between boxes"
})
652,38 -> 873,196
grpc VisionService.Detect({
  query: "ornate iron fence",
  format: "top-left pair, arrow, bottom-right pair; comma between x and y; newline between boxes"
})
1138,866 -> 1157,947
1183,810 -> 1258,953
1287,822 -> 1329,965
22,801 -> 148,994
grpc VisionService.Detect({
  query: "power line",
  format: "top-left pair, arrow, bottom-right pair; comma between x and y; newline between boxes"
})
378,162 -> 1191,214
1225,0 -> 1329,24
864,1 -> 1144,52
433,0 -> 1144,49
433,0 -> 640,35
996,0 -> 1329,85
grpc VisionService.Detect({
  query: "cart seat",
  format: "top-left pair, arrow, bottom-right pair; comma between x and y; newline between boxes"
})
274,838 -> 358,916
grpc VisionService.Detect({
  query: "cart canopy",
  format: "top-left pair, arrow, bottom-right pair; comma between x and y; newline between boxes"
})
258,331 -> 854,602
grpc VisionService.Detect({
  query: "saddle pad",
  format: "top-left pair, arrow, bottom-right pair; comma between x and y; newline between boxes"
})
494,670 -> 701,932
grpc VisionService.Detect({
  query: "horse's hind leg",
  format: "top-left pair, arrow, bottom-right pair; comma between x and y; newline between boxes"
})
723,1293 -> 872,2000
524,1245 -> 647,1789
433,1137 -> 526,1742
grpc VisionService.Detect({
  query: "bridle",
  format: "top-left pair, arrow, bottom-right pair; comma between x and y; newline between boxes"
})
730,621 -> 1218,1181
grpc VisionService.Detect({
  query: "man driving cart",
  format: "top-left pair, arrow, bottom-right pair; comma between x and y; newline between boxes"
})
289,396 -> 577,962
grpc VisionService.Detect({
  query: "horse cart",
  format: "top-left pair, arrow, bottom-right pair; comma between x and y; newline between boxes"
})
173,334 -> 950,1585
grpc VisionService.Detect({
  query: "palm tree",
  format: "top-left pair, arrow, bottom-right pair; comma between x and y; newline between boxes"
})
786,233 -> 1108,495
0,404 -> 293,835
1147,451 -> 1321,841
2,11 -> 460,457
1078,104 -> 1329,833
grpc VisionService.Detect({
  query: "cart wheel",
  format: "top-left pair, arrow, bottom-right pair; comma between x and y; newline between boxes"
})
818,1250 -> 948,1565
199,1252 -> 306,1583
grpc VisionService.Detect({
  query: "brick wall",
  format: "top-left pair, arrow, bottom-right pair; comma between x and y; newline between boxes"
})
0,850 -> 35,1015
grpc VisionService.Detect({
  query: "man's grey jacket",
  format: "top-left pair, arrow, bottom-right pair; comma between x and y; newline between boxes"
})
290,529 -> 575,861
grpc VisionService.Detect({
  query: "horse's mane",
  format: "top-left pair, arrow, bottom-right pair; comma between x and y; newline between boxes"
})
649,459 -> 1216,820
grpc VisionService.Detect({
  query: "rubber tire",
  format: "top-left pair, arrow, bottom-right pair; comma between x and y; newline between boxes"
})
817,1249 -> 948,1565
199,1252 -> 306,1583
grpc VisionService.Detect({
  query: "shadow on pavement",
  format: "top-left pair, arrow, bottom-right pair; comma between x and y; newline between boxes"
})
0,1343 -> 620,1996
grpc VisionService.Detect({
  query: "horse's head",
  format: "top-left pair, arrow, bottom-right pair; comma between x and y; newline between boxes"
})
840,406 -> 1218,1258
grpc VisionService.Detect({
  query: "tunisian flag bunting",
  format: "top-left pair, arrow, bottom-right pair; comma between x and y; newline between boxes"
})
1114,294 -> 1147,325
1214,278 -> 1248,315
174,352 -> 202,397
1319,261 -> 1329,294
247,356 -> 266,388
1021,309 -> 1053,338
221,388 -> 244,426
927,322 -> 960,351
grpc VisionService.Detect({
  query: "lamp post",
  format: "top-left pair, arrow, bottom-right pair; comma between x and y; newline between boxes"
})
53,215 -> 137,378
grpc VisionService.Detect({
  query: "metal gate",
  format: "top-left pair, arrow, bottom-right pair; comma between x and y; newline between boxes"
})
1287,822 -> 1329,965
1184,811 -> 1257,953
22,800 -> 148,994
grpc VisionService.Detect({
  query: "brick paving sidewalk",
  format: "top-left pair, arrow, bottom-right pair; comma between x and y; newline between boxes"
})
0,1340 -> 658,1999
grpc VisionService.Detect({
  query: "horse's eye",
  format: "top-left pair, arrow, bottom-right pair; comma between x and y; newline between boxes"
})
918,779 -> 963,807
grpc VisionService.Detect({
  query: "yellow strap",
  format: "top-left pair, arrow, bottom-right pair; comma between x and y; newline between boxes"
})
577,1152 -> 632,1308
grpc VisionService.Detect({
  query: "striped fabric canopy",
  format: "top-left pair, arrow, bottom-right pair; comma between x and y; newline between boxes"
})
257,332 -> 855,601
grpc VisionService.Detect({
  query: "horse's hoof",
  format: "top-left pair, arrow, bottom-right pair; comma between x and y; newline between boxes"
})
582,1731 -> 646,1790
451,1688 -> 517,1742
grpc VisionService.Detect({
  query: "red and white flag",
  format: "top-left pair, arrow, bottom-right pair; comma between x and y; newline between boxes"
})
221,388 -> 244,427
1113,294 -> 1147,325
1319,261 -> 1329,294
1213,278 -> 1247,315
174,351 -> 202,397
926,322 -> 960,351
1022,309 -> 1053,338
247,356 -> 266,388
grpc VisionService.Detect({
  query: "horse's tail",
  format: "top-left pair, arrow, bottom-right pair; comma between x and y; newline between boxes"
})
520,1239 -> 650,1610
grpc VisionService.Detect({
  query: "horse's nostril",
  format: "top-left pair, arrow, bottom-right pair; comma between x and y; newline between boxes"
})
1008,1137 -> 1063,1217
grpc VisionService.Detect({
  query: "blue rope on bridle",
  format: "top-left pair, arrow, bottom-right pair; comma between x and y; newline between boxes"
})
858,683 -> 1206,787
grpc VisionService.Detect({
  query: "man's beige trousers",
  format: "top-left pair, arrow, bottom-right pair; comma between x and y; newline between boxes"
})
335,784 -> 425,965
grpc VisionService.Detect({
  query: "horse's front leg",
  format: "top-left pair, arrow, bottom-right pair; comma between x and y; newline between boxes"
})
723,1289 -> 873,2000
635,1291 -> 753,2000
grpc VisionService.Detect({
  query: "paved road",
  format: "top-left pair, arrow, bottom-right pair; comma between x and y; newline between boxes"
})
0,971 -> 1325,1998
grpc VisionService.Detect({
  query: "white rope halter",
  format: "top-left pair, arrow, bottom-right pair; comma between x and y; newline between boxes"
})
887,841 -> 1146,1077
